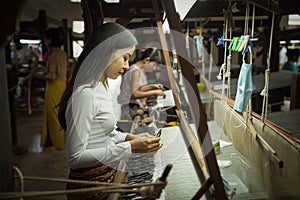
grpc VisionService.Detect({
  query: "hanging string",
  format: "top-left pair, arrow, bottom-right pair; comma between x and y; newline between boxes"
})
250,4 -> 255,65
195,25 -> 205,80
241,0 -> 251,128
244,1 -> 250,36
261,11 -> 275,121
226,0 -> 233,98
209,36 -> 213,82
226,53 -> 232,97
220,12 -> 229,97
246,2 -> 256,125
186,22 -> 191,60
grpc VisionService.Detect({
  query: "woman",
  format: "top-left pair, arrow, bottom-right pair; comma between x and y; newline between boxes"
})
282,49 -> 299,72
58,23 -> 165,199
32,28 -> 67,150
118,48 -> 166,120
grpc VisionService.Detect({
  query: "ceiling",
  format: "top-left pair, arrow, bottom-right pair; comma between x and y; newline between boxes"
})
185,0 -> 300,18
20,0 -> 83,27
20,0 -> 163,28
16,0 -> 300,41
19,0 -> 300,29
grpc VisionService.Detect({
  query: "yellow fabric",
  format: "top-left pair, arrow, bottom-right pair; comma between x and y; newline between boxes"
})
47,48 -> 67,81
41,80 -> 66,149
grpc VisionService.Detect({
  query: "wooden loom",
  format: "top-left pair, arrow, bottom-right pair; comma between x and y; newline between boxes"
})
81,0 -> 227,199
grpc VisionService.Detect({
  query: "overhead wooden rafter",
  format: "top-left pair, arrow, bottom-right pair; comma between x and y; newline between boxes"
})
81,0 -> 104,41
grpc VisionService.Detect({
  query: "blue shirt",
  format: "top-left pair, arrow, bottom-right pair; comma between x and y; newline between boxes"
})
282,61 -> 297,72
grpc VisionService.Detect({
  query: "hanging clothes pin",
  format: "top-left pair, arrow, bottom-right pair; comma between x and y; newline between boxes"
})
216,35 -> 225,47
249,40 -> 255,56
228,37 -> 239,51
228,37 -> 235,50
235,35 -> 244,51
238,35 -> 249,52
242,35 -> 252,55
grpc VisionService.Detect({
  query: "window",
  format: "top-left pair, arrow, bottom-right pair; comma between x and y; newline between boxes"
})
73,20 -> 84,34
288,14 -> 300,26
73,40 -> 84,58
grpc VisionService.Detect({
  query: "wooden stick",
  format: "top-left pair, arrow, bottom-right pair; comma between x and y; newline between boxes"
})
222,38 -> 258,42
152,0 -> 181,111
161,0 -> 227,199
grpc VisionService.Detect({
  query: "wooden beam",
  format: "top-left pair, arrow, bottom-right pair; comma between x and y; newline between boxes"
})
0,49 -> 13,192
81,0 -> 104,42
161,0 -> 227,199
152,2 -> 210,194
0,0 -> 27,192
191,178 -> 213,200
152,0 -> 181,110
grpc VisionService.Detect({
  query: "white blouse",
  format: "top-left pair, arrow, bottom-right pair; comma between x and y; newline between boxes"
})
65,82 -> 132,169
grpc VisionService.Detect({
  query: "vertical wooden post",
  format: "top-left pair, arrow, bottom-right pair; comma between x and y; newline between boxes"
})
0,0 -> 27,192
81,0 -> 104,42
0,48 -> 13,192
151,4 -> 210,198
151,0 -> 181,111
160,0 -> 227,199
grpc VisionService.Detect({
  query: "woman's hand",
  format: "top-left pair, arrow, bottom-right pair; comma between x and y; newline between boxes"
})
155,90 -> 166,97
139,83 -> 164,92
130,136 -> 162,153
136,132 -> 155,138
30,61 -> 39,70
152,83 -> 164,90
125,132 -> 154,141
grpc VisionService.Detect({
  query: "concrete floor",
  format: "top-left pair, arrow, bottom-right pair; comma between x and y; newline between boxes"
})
13,111 -> 68,200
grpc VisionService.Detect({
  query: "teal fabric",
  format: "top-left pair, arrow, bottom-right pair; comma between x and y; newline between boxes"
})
282,61 -> 297,72
233,62 -> 253,112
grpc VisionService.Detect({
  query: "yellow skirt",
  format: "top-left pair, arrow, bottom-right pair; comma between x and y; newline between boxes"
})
40,80 -> 66,149
66,164 -> 118,200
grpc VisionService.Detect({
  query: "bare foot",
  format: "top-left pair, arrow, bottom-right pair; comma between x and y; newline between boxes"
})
43,146 -> 57,151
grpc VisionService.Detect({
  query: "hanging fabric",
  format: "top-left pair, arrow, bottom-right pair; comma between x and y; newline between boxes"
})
233,61 -> 253,112
195,26 -> 206,77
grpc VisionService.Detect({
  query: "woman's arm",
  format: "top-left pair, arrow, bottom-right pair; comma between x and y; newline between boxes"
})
32,71 -> 56,81
139,83 -> 164,91
31,54 -> 56,81
131,70 -> 165,99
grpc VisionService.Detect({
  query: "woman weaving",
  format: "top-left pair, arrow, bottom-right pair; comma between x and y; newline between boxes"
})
58,22 -> 166,199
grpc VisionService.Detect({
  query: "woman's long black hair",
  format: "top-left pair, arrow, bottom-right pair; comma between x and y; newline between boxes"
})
58,23 -> 137,130
130,48 -> 161,65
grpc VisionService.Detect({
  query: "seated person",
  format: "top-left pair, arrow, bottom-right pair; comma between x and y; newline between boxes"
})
118,48 -> 165,120
282,49 -> 299,72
